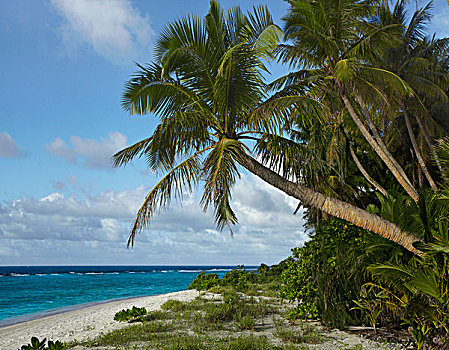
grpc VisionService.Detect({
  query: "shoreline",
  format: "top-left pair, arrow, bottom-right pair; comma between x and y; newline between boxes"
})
0,289 -> 199,350
0,294 -> 152,329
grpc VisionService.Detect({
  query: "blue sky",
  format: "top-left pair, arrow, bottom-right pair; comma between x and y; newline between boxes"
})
0,0 -> 448,266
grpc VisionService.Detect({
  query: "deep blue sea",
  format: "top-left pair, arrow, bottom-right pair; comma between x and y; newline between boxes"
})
0,265 -> 254,326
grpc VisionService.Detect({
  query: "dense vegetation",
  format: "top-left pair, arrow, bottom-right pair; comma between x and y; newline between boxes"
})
114,0 -> 449,348
280,215 -> 449,348
188,263 -> 286,295
280,219 -> 368,327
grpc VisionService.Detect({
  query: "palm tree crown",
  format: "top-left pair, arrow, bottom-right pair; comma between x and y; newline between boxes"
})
114,1 -> 283,246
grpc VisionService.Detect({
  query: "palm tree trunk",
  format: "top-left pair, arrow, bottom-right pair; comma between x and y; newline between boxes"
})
341,93 -> 419,202
238,153 -> 422,255
402,101 -> 437,190
415,113 -> 447,179
354,93 -> 415,191
349,146 -> 388,196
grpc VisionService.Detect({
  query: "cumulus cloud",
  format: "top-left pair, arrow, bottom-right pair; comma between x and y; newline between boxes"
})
0,175 -> 307,265
46,132 -> 127,169
0,185 -> 144,243
0,132 -> 22,158
50,0 -> 154,64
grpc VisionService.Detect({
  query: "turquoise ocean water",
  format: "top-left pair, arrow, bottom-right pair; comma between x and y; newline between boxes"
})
0,266 -> 253,327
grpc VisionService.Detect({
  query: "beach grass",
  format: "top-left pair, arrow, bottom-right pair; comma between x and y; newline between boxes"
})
17,285 -> 401,350
67,286 -> 313,349
69,291 -> 316,349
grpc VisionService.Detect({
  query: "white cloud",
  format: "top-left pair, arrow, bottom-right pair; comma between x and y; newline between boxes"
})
50,0 -> 154,64
0,132 -> 22,158
46,132 -> 128,169
0,175 -> 307,265
0,186 -> 144,243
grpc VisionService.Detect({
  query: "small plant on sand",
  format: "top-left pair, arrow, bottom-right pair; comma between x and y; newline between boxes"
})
113,306 -> 147,322
20,337 -> 47,350
19,337 -> 65,350
237,315 -> 256,330
161,299 -> 186,312
46,341 -> 65,350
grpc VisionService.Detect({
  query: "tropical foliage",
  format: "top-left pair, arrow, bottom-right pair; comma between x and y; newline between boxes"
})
280,219 -> 368,327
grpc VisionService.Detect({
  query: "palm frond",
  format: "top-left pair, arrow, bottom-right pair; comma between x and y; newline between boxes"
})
434,137 -> 449,179
128,147 -> 211,247
145,113 -> 212,172
268,69 -> 321,92
246,95 -> 325,136
200,139 -> 246,232
360,66 -> 414,97
155,15 -> 206,64
334,59 -> 358,82
367,262 -> 414,292
112,137 -> 153,168
254,133 -> 303,178
403,1 -> 432,47
214,43 -> 266,129
344,23 -> 402,60
253,24 -> 284,59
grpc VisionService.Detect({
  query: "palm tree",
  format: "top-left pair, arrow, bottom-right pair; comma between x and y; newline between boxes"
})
372,1 -> 449,189
114,1 -> 422,254
276,0 -> 423,201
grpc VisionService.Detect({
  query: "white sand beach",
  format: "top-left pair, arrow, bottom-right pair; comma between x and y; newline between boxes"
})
0,290 -> 199,350
0,290 -> 406,350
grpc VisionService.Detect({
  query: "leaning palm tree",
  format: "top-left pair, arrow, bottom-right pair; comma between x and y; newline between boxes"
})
114,1 -> 421,254
276,0 -> 424,202
372,0 -> 449,188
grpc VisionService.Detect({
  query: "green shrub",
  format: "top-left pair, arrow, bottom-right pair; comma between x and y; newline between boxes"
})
257,263 -> 270,275
113,306 -> 147,322
221,266 -> 258,291
204,302 -> 236,323
20,337 -> 47,350
280,218 -> 367,328
45,341 -> 64,350
188,271 -> 221,290
209,285 -> 234,295
236,315 -> 255,330
161,299 -> 186,312
222,289 -> 239,304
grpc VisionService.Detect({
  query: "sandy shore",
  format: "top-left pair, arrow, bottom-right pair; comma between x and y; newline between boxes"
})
0,290 -> 199,350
